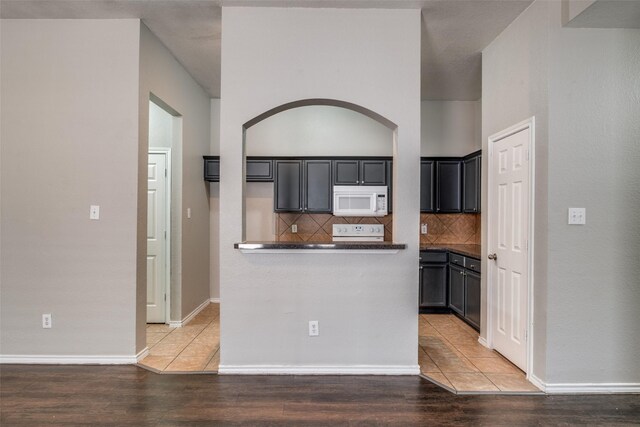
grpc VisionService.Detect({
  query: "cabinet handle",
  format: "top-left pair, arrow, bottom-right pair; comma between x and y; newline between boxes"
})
460,271 -> 464,275
469,264 -> 475,269
356,180 -> 360,184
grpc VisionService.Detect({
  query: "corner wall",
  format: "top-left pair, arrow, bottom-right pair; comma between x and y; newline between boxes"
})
0,19 -> 141,359
219,7 -> 421,373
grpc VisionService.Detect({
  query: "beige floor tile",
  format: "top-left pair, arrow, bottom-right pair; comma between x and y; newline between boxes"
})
468,357 -> 520,374
204,349 -> 220,372
485,373 -> 540,392
146,323 -> 173,333
440,332 -> 479,345
444,373 -> 499,392
146,332 -> 168,346
424,372 -> 454,389
419,350 -> 441,374
165,354 -> 210,372
454,343 -> 499,359
149,340 -> 190,357
139,355 -> 175,371
179,341 -> 218,358
431,356 -> 479,374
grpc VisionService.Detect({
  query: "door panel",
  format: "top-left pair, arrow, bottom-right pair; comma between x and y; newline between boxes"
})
448,264 -> 465,316
490,127 -> 530,371
147,153 -> 167,323
274,160 -> 303,212
304,160 -> 332,213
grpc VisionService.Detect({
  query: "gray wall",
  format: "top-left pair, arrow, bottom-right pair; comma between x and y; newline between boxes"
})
218,7 -> 421,372
483,0 -> 640,386
0,19 -> 141,357
421,101 -> 481,157
139,23 -> 212,328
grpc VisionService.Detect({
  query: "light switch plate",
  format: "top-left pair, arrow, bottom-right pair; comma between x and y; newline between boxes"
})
568,208 -> 586,225
187,208 -> 191,219
90,205 -> 100,220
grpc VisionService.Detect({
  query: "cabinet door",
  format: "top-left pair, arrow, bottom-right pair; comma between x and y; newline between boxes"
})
274,160 -> 303,212
437,160 -> 462,212
333,160 -> 360,185
463,155 -> 480,213
246,159 -> 273,182
204,158 -> 220,182
465,270 -> 481,330
448,264 -> 465,315
386,160 -> 393,213
419,263 -> 448,308
360,160 -> 386,185
420,160 -> 435,212
304,160 -> 332,213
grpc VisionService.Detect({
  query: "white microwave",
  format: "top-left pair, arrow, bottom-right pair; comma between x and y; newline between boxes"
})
332,186 -> 388,217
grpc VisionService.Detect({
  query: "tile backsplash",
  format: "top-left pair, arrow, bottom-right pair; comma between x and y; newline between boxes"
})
420,213 -> 480,245
275,212 -> 480,245
276,213 -> 393,242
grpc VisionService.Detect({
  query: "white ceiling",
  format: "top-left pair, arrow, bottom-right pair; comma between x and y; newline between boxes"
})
1,0 -> 533,100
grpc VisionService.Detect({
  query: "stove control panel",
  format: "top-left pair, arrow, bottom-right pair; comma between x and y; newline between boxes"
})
332,224 -> 384,237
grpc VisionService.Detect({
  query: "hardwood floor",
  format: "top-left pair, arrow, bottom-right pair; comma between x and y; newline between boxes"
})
2,365 -> 639,425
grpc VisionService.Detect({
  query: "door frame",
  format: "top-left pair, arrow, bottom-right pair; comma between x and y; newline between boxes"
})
486,117 -> 535,379
149,148 -> 172,324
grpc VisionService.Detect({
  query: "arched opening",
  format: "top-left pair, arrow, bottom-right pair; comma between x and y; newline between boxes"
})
241,99 -> 398,244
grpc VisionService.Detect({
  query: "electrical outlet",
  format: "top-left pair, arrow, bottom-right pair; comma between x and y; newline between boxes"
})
291,224 -> 297,233
308,320 -> 319,337
568,208 -> 586,225
42,314 -> 52,329
421,223 -> 428,234
90,205 -> 100,220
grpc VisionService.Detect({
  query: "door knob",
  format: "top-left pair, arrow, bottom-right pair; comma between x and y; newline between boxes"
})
488,253 -> 497,261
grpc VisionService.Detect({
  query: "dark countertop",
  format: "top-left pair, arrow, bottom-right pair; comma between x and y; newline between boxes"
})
420,244 -> 481,259
235,241 -> 406,251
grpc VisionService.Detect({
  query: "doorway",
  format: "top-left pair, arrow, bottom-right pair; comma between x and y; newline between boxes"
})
487,118 -> 535,375
147,149 -> 171,323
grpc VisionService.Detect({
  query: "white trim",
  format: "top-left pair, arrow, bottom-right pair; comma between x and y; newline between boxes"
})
528,374 -> 547,393
486,117 -> 536,380
0,354 -> 139,365
545,383 -> 640,394
149,148 -> 172,325
218,364 -> 420,375
477,336 -> 489,348
210,298 -> 220,303
136,347 -> 149,362
168,299 -> 210,328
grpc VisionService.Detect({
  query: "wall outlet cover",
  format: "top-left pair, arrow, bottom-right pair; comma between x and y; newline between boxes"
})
568,207 -> 586,225
308,320 -> 319,336
90,205 -> 100,220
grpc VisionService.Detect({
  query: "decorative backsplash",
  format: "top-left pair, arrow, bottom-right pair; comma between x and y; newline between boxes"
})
275,212 -> 480,245
276,213 -> 393,242
419,213 -> 481,245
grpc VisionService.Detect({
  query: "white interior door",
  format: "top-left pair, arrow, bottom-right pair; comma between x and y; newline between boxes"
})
147,153 -> 168,323
489,126 -> 530,371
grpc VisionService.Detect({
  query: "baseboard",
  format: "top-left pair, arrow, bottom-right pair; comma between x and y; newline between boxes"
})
0,354 -> 139,365
528,373 -> 546,392
210,297 -> 220,303
168,298 -> 210,328
136,347 -> 149,362
544,382 -> 640,394
477,337 -> 489,348
218,364 -> 420,375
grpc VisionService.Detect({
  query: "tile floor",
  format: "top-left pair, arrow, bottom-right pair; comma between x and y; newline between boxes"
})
139,303 -> 220,373
419,313 -> 541,393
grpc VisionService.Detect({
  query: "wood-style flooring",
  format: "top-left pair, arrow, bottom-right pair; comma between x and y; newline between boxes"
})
2,364 -> 639,425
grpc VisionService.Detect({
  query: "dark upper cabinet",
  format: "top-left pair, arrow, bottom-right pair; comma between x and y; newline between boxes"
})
274,160 -> 303,212
304,160 -> 332,213
333,160 -> 360,185
204,156 -> 220,182
436,160 -> 462,212
465,270 -> 481,330
333,159 -> 388,186
463,154 -> 481,213
448,264 -> 465,316
360,160 -> 386,185
246,159 -> 273,182
386,160 -> 393,213
420,160 -> 435,212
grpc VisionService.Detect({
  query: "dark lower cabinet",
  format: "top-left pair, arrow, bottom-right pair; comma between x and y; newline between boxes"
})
448,264 -> 465,316
465,270 -> 481,330
420,264 -> 448,308
304,160 -> 332,213
274,160 -> 303,212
